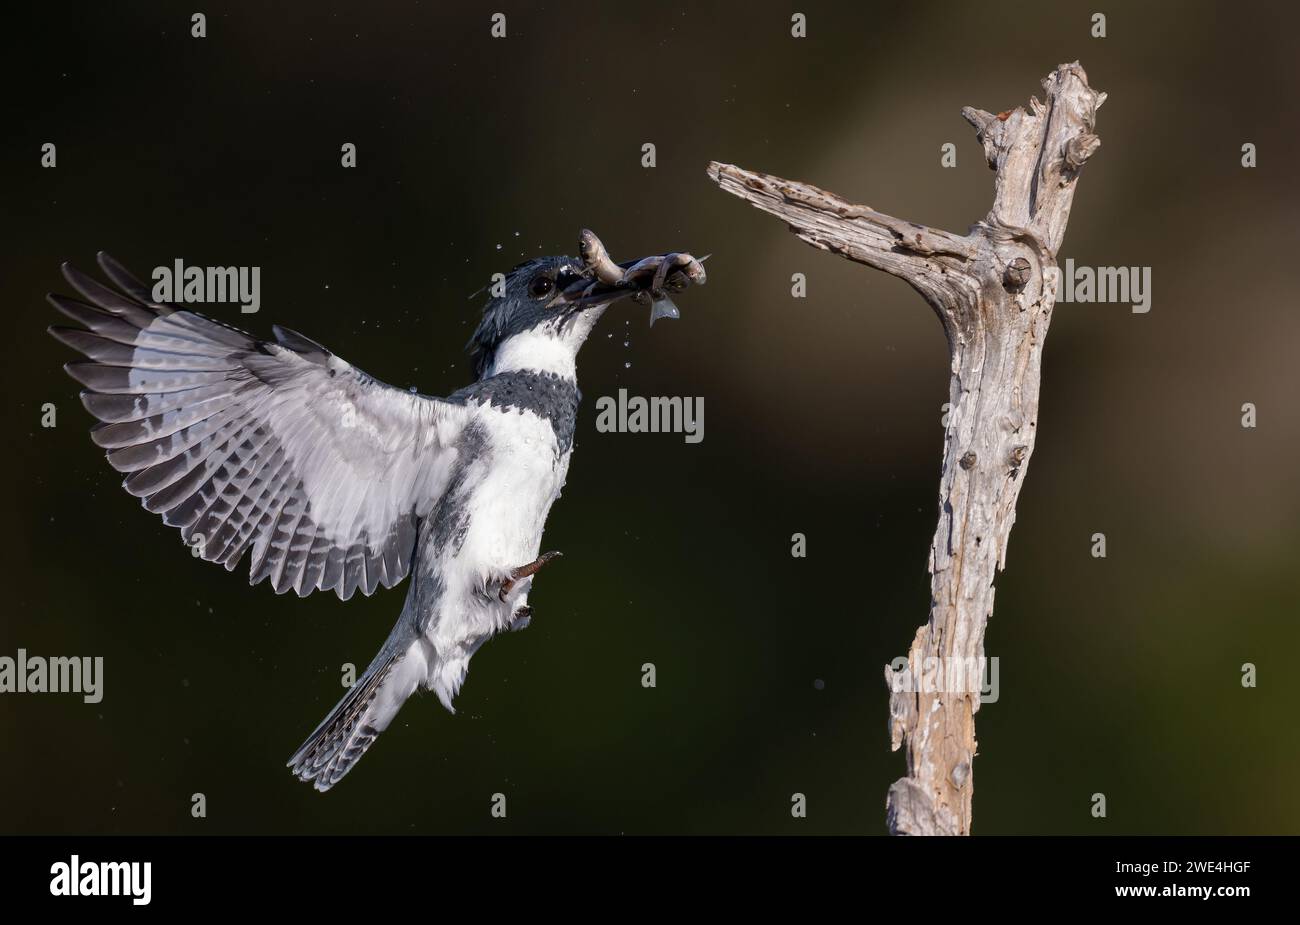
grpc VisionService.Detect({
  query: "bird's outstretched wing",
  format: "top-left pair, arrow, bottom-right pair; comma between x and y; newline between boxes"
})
49,253 -> 472,600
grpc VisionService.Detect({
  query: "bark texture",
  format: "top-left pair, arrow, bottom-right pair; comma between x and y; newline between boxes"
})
707,62 -> 1105,835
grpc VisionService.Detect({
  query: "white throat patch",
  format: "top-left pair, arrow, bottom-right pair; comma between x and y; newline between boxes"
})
486,308 -> 605,379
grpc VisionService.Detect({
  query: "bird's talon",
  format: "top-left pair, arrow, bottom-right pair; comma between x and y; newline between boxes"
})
497,550 -> 563,601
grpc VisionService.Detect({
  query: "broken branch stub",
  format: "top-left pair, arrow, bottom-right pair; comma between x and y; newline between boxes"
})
707,62 -> 1104,835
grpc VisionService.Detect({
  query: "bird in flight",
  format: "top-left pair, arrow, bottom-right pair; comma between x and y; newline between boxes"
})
48,234 -> 706,791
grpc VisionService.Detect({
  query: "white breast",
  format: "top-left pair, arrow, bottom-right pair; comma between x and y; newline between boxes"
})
425,401 -> 571,657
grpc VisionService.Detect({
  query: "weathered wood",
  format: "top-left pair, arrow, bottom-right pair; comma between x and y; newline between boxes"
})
708,63 -> 1105,835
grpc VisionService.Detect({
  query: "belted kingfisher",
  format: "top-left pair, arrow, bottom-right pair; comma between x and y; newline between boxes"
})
47,233 -> 706,791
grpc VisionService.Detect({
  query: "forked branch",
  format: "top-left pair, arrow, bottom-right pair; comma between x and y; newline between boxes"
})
708,62 -> 1105,834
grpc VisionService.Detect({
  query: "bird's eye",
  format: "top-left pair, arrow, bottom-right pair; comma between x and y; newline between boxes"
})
528,276 -> 555,299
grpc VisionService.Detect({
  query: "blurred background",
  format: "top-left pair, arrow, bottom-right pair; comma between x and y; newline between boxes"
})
3,0 -> 1297,834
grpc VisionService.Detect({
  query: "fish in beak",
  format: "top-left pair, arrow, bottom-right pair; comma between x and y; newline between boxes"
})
550,229 -> 708,326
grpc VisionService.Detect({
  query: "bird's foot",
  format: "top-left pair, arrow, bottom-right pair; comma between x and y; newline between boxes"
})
510,604 -> 533,631
498,550 -> 563,602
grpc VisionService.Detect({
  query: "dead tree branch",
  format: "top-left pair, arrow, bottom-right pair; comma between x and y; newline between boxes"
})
707,62 -> 1105,835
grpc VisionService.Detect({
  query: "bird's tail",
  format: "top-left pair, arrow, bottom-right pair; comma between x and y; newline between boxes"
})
287,630 -> 426,792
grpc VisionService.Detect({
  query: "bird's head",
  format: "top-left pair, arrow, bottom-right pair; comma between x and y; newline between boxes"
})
467,231 -> 705,380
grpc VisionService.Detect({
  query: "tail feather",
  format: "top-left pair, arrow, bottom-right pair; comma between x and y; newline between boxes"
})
288,638 -> 422,792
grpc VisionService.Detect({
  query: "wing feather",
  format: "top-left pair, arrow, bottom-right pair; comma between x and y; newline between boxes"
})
50,255 -> 470,599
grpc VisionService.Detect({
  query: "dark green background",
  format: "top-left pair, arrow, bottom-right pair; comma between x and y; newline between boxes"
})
4,0 -> 1297,834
